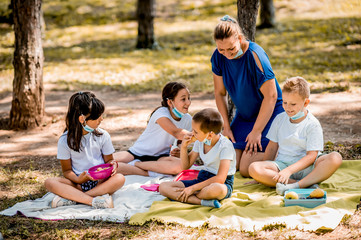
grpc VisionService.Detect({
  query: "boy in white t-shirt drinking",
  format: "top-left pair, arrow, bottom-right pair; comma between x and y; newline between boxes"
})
248,76 -> 342,195
159,108 -> 236,208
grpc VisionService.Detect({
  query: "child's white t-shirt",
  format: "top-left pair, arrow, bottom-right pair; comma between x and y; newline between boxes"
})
57,128 -> 115,175
266,111 -> 323,164
192,134 -> 237,175
129,107 -> 192,156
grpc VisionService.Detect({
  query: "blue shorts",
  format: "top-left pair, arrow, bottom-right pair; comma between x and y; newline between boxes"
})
271,153 -> 325,180
80,180 -> 98,191
181,170 -> 234,200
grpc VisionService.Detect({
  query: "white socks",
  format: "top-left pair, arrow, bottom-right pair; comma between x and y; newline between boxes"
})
276,182 -> 300,195
276,182 -> 320,195
201,199 -> 222,208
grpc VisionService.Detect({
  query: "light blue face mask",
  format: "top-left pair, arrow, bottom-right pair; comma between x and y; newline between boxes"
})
233,45 -> 243,59
81,115 -> 95,133
82,123 -> 95,133
290,110 -> 305,120
172,107 -> 184,119
170,100 -> 184,119
202,133 -> 212,146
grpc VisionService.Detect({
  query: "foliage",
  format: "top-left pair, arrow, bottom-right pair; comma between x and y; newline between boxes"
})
0,0 -> 360,94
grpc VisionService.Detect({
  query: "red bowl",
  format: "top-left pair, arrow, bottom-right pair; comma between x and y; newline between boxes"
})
174,169 -> 200,181
88,163 -> 113,180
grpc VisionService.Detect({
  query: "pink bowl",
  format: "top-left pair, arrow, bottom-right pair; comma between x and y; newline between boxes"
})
174,169 -> 200,182
88,163 -> 113,180
140,184 -> 160,192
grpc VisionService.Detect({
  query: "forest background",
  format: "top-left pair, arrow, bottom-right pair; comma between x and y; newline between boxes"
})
0,0 -> 360,239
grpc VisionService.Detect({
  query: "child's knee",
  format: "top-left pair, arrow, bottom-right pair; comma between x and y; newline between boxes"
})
245,161 -> 262,178
329,151 -> 342,167
164,161 -> 182,175
112,173 -> 125,187
44,177 -> 57,190
202,183 -> 226,199
248,162 -> 258,177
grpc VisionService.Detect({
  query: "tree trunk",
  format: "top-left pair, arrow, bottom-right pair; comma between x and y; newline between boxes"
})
237,0 -> 259,42
136,0 -> 158,49
259,0 -> 276,29
10,0 -> 44,130
227,0 -> 260,121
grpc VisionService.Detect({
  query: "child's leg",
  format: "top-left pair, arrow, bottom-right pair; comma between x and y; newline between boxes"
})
297,152 -> 342,188
249,161 -> 280,187
85,173 -> 125,197
113,151 -> 134,163
44,177 -> 93,206
116,162 -> 148,176
239,150 -> 264,177
159,181 -> 186,200
134,156 -> 182,175
196,183 -> 228,200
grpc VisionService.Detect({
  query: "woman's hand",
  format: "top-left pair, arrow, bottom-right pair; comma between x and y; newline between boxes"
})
176,186 -> 195,203
273,168 -> 292,184
222,128 -> 235,143
245,130 -> 262,154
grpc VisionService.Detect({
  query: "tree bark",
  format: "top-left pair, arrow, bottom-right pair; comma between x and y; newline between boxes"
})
227,0 -> 260,121
237,0 -> 259,42
136,0 -> 158,49
10,0 -> 44,130
259,0 -> 276,29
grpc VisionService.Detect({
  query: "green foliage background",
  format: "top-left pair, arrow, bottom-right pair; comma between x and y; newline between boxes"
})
0,0 -> 360,93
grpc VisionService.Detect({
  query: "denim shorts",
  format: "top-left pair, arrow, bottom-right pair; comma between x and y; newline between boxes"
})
181,170 -> 234,200
271,153 -> 325,180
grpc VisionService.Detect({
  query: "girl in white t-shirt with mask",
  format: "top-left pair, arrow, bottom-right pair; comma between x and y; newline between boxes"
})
114,82 -> 192,176
44,92 -> 125,209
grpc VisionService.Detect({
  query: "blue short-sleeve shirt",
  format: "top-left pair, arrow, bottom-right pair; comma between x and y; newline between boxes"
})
211,41 -> 284,150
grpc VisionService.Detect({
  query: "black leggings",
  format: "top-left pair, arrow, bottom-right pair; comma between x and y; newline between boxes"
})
127,150 -> 169,162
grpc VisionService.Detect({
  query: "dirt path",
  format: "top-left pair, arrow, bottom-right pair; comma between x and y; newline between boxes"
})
0,90 -> 360,159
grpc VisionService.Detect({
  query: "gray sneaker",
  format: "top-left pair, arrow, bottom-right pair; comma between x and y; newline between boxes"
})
92,194 -> 114,209
51,195 -> 76,208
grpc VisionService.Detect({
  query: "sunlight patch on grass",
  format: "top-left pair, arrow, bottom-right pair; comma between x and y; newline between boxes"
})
276,0 -> 361,20
44,22 -> 137,48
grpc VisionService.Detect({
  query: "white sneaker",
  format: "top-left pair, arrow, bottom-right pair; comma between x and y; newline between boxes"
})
92,194 -> 114,209
51,195 -> 76,208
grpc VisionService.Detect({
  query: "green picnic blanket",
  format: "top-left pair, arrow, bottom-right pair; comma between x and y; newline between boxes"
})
129,160 -> 361,231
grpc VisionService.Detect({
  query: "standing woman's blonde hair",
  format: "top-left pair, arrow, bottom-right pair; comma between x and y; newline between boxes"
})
213,15 -> 246,41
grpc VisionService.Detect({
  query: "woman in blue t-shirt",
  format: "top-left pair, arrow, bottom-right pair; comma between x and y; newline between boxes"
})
211,15 -> 284,177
